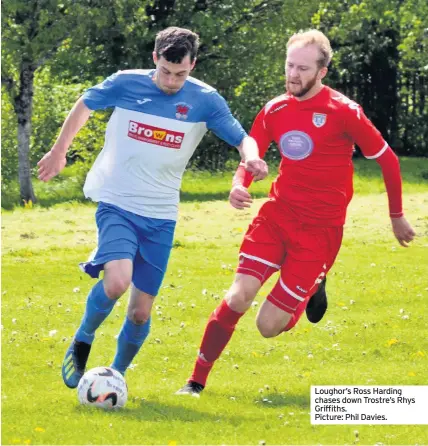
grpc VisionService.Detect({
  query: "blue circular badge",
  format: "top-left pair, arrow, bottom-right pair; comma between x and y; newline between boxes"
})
279,131 -> 314,160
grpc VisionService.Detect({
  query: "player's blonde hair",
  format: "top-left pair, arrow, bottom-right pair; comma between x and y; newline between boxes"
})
287,30 -> 333,68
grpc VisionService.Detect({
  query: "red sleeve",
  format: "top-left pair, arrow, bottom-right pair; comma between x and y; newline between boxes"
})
344,104 -> 387,159
375,147 -> 403,218
344,104 -> 403,218
233,107 -> 272,188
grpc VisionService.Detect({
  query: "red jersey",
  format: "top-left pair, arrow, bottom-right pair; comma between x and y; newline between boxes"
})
249,86 -> 388,226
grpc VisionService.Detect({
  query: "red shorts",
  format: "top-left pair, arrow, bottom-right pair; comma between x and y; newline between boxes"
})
237,199 -> 343,313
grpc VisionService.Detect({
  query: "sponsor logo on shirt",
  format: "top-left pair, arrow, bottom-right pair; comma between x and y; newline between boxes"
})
279,130 -> 314,160
270,103 -> 288,114
312,113 -> 327,128
137,98 -> 152,105
128,121 -> 184,149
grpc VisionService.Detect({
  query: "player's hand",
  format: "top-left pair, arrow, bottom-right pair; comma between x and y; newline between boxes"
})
37,149 -> 67,182
391,216 -> 416,247
229,185 -> 253,209
244,157 -> 268,182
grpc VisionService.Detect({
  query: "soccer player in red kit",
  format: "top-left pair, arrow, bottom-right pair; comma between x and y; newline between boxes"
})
176,30 -> 416,396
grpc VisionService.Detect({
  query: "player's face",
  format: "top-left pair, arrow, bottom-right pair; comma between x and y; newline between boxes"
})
153,53 -> 195,95
285,44 -> 327,99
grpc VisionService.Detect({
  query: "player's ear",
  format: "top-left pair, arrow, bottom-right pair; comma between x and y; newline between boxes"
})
153,51 -> 158,65
318,67 -> 328,80
190,58 -> 197,71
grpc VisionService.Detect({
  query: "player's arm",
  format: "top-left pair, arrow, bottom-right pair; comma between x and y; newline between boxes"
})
230,107 -> 272,209
38,98 -> 91,181
236,136 -> 268,182
38,72 -> 120,182
205,91 -> 269,180
372,149 -> 415,246
345,105 -> 416,246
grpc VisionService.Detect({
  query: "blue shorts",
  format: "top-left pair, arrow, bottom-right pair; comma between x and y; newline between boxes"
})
80,202 -> 176,296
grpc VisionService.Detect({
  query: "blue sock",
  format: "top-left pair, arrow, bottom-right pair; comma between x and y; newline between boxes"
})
75,281 -> 116,344
111,317 -> 151,375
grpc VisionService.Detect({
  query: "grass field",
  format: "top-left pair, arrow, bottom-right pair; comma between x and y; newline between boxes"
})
2,157 -> 428,210
2,160 -> 428,445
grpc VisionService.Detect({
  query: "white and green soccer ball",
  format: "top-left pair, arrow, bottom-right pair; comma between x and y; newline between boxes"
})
77,367 -> 127,409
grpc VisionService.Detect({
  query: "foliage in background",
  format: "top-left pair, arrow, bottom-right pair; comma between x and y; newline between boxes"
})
1,0 -> 319,203
313,0 -> 428,156
1,0 -> 129,202
2,0 -> 427,207
1,71 -> 108,192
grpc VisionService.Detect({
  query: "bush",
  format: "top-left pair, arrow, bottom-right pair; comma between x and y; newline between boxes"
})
1,69 -> 110,206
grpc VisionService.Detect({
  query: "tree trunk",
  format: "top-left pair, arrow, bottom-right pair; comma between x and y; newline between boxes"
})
15,62 -> 37,204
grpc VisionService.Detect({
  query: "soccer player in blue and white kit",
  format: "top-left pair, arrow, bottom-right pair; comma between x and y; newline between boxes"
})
37,27 -> 268,389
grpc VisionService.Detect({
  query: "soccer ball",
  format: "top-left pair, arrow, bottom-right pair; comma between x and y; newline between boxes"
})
77,367 -> 128,409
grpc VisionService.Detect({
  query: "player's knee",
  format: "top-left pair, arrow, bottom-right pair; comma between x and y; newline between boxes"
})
226,275 -> 260,312
104,276 -> 131,299
128,307 -> 150,325
226,287 -> 255,313
256,319 -> 281,338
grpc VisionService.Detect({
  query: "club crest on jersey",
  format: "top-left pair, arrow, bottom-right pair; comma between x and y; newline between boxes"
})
312,113 -> 327,128
175,102 -> 192,120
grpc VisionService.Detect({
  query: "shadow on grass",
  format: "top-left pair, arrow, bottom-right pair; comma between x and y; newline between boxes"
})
36,195 -> 89,207
2,157 -> 426,210
180,190 -> 268,203
76,398 -> 251,423
2,189 -> 268,209
254,392 -> 310,409
353,157 -> 428,183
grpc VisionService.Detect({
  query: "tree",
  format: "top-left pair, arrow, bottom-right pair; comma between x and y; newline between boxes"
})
312,0 -> 428,155
2,0 -> 317,203
1,0 -> 105,203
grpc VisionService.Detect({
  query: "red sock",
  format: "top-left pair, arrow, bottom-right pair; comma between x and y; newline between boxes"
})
189,300 -> 244,386
283,299 -> 308,332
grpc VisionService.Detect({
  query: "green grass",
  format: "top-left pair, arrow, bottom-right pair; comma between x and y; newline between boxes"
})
1,168 -> 428,445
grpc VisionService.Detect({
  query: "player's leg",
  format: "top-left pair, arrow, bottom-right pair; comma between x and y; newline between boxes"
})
76,260 -> 133,343
176,272 -> 263,396
62,202 -> 138,388
256,224 -> 343,337
111,216 -> 176,375
306,224 -> 343,323
176,207 -> 283,396
255,279 -> 309,338
63,259 -> 133,388
111,285 -> 154,375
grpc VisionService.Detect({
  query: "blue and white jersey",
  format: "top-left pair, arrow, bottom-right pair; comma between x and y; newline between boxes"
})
82,69 -> 247,220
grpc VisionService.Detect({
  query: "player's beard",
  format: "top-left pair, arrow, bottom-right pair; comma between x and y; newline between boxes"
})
286,72 -> 318,98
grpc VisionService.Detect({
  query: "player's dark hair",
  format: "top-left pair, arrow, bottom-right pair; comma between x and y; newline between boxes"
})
155,27 -> 199,63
